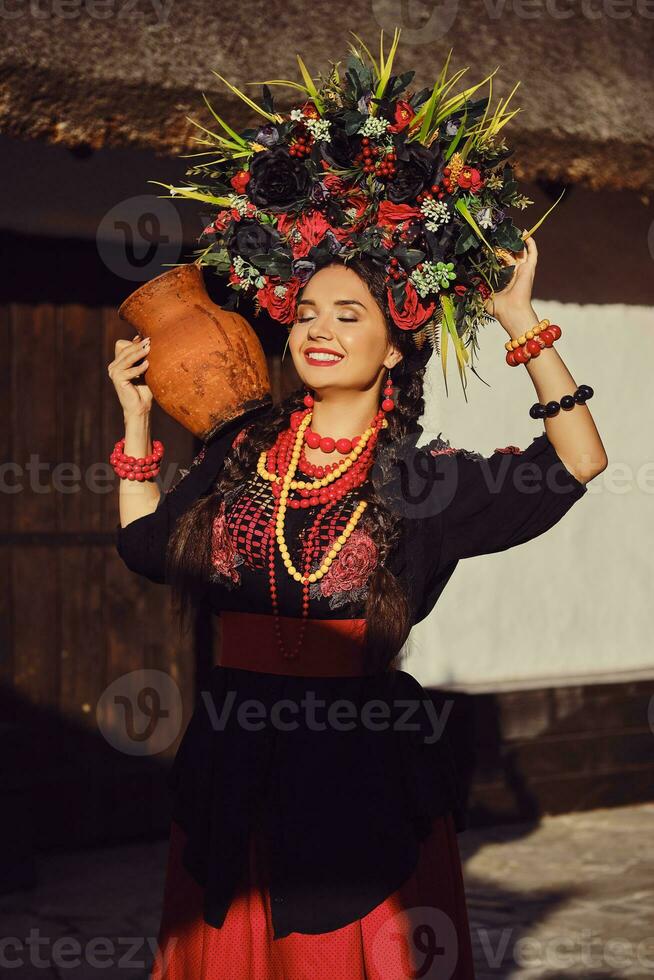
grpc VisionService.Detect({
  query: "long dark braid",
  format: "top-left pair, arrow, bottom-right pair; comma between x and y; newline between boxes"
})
166,257 -> 429,673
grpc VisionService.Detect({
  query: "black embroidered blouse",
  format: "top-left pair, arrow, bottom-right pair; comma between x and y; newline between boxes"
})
115,407 -> 588,938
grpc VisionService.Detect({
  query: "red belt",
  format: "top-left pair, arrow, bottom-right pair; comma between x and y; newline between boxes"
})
218,611 -> 369,677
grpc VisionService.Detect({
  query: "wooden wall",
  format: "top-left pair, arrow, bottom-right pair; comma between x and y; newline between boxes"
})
0,234 -> 300,880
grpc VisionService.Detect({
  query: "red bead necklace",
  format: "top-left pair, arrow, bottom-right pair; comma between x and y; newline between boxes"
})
264,405 -> 386,660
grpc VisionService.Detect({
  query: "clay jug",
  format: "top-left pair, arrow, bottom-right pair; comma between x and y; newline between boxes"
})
117,263 -> 272,441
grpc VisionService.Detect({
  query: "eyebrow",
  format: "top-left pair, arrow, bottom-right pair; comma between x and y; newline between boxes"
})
297,298 -> 367,309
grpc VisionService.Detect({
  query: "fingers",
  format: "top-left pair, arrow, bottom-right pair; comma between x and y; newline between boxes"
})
119,360 -> 149,385
522,233 -> 538,262
111,337 -> 150,371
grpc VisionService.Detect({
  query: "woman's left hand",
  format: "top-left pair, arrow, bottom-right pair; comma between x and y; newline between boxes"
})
483,232 -> 539,335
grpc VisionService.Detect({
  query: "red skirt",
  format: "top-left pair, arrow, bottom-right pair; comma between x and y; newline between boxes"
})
149,812 -> 475,979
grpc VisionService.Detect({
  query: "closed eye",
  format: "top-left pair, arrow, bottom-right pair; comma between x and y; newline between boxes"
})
297,315 -> 357,324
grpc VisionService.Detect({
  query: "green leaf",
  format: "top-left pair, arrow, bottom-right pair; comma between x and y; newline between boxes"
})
211,70 -> 278,122
200,95 -> 248,148
440,292 -> 469,394
455,198 -> 493,252
454,226 -> 478,255
147,180 -> 231,206
261,84 -> 275,115
493,218 -> 524,251
348,32 -> 380,78
444,106 -> 468,161
388,70 -> 415,99
523,187 -> 566,238
296,54 -> 324,113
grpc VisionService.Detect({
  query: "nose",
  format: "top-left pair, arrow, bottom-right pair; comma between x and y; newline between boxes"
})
306,312 -> 334,341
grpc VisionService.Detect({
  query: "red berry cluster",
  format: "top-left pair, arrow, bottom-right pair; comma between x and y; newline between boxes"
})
417,183 -> 446,203
386,256 -> 406,282
355,137 -> 397,177
289,131 -> 313,158
110,439 -> 164,481
441,166 -> 456,194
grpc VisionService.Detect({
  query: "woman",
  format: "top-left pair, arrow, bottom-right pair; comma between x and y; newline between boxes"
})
109,238 -> 606,979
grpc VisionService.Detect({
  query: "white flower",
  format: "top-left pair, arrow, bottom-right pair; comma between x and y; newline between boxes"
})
477,207 -> 494,229
273,285 -> 288,298
420,198 -> 451,231
305,118 -> 331,142
290,108 -> 303,121
358,117 -> 389,138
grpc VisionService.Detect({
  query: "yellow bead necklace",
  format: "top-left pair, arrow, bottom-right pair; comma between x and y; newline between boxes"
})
266,410 -> 370,585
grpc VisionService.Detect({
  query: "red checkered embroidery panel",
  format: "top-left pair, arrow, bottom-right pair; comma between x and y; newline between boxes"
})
225,478 -> 275,570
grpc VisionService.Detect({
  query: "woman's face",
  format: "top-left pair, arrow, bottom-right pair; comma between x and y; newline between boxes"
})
288,264 -> 402,393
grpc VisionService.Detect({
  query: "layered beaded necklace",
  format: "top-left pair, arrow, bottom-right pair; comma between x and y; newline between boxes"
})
255,393 -> 390,660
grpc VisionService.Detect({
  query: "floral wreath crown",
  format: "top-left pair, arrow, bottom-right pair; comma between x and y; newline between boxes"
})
153,29 -> 560,394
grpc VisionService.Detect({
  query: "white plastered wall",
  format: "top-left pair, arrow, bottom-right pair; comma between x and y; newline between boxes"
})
402,301 -> 654,692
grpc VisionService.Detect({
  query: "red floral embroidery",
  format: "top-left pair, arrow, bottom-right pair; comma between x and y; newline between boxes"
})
494,445 -> 523,454
231,427 -> 248,450
319,529 -> 378,598
211,501 -> 241,584
429,446 -> 460,457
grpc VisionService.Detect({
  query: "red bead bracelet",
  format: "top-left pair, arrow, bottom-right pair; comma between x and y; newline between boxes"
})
505,323 -> 562,366
110,438 -> 164,481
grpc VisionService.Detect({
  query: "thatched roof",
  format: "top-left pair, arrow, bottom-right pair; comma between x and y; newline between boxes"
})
1,0 -> 652,192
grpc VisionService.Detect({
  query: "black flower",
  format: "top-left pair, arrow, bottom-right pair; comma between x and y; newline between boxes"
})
246,147 -> 311,211
227,220 -> 281,259
387,143 -> 440,204
320,123 -> 361,169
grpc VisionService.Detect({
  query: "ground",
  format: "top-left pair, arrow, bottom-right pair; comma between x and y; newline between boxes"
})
2,803 -> 652,979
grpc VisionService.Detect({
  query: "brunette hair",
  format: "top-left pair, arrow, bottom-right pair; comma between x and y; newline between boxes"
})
166,256 -> 428,673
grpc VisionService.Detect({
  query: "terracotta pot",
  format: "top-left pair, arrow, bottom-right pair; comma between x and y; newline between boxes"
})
117,263 -> 272,441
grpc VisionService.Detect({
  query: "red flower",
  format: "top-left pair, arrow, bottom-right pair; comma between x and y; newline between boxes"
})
230,170 -> 251,195
377,201 -> 422,228
212,210 -> 232,232
453,284 -> 468,296
386,281 -> 436,331
388,100 -> 416,133
457,167 -> 484,192
322,173 -> 346,195
211,502 -> 240,584
256,277 -> 301,324
320,529 -> 378,597
301,101 -> 320,120
494,445 -> 523,455
476,282 -> 492,299
277,210 -> 333,258
294,211 -> 333,256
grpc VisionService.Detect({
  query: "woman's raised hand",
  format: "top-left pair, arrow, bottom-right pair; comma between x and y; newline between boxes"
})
108,335 -> 153,418
483,232 -> 539,334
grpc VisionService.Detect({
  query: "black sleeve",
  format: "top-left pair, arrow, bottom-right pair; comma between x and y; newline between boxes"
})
423,430 -> 589,565
114,410 -> 265,584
